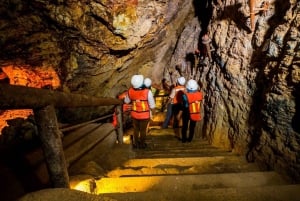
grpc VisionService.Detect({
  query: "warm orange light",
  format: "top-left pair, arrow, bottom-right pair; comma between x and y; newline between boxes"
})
95,177 -> 162,194
0,65 -> 61,134
2,65 -> 60,89
70,179 -> 96,194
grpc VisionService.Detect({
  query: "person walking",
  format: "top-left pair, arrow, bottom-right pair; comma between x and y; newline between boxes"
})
180,79 -> 203,143
124,75 -> 156,149
117,90 -> 132,129
162,76 -> 186,139
143,77 -> 155,133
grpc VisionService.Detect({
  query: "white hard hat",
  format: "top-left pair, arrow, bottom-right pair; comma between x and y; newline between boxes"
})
186,79 -> 198,91
131,75 -> 144,89
144,78 -> 152,88
177,76 -> 186,86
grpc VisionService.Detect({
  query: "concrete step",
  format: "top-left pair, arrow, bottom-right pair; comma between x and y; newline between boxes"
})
95,171 -> 289,194
102,184 -> 300,201
105,156 -> 260,177
134,149 -> 234,159
136,130 -> 231,158
133,143 -> 233,158
18,184 -> 300,201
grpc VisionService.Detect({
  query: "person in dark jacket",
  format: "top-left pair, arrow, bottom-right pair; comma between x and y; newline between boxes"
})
180,79 -> 203,143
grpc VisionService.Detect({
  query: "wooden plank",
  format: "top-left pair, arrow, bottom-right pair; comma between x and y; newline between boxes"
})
0,84 -> 121,109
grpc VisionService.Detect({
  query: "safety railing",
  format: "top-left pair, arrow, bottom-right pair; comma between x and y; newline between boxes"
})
0,83 -> 123,188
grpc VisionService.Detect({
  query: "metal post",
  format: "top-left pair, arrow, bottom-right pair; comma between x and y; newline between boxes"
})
34,105 -> 69,188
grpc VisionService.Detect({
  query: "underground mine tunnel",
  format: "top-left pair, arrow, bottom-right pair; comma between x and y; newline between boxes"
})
0,0 -> 299,200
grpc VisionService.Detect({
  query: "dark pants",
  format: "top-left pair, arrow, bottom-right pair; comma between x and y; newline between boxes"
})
162,103 -> 173,128
132,118 -> 149,146
172,104 -> 182,128
181,110 -> 197,142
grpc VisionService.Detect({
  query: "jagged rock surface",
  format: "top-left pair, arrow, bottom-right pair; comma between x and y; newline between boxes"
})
0,0 -> 299,182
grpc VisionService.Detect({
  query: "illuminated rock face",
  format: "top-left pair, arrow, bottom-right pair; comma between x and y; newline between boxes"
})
0,0 -> 299,181
0,66 -> 60,131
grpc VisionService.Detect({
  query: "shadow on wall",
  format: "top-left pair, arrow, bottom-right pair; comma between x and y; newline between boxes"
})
193,0 -> 213,41
217,3 -> 252,33
292,83 -> 300,136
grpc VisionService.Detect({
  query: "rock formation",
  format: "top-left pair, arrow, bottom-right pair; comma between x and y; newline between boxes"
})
0,0 -> 299,182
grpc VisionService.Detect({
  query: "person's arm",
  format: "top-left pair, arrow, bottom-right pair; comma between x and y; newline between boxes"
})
124,91 -> 131,104
148,90 -> 156,108
148,90 -> 156,115
168,88 -> 176,103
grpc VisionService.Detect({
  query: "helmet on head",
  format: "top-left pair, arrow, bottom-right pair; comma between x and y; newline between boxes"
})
186,79 -> 198,91
131,75 -> 144,89
177,76 -> 186,86
144,78 -> 152,88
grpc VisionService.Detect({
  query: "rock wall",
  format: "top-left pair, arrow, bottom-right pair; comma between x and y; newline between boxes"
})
0,0 -> 194,121
0,0 -> 299,181
165,0 -> 300,181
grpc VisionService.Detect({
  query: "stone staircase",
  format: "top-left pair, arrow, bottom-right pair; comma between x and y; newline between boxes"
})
92,127 -> 300,201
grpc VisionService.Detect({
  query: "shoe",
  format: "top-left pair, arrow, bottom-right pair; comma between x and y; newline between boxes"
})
182,140 -> 187,143
132,144 -> 138,149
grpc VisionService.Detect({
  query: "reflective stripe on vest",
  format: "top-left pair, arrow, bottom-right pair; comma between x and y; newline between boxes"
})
185,91 -> 203,121
128,87 -> 150,119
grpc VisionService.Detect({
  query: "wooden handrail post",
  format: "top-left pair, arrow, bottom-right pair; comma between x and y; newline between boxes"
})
116,105 -> 124,144
34,105 -> 69,188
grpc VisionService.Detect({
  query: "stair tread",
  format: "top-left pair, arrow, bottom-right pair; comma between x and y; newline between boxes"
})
103,184 -> 300,201
67,129 -> 296,200
96,171 -> 290,194
105,156 -> 260,177
134,148 -> 234,157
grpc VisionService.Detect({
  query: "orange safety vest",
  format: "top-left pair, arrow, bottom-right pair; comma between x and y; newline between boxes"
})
128,87 -> 150,119
172,85 -> 185,104
185,91 -> 203,121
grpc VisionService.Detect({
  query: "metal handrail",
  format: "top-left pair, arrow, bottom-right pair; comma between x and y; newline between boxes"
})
59,114 -> 113,132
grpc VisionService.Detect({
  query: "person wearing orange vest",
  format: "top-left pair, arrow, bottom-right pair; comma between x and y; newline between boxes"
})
124,75 -> 156,149
143,77 -> 154,134
180,79 -> 203,143
114,90 -> 132,129
162,76 -> 186,139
